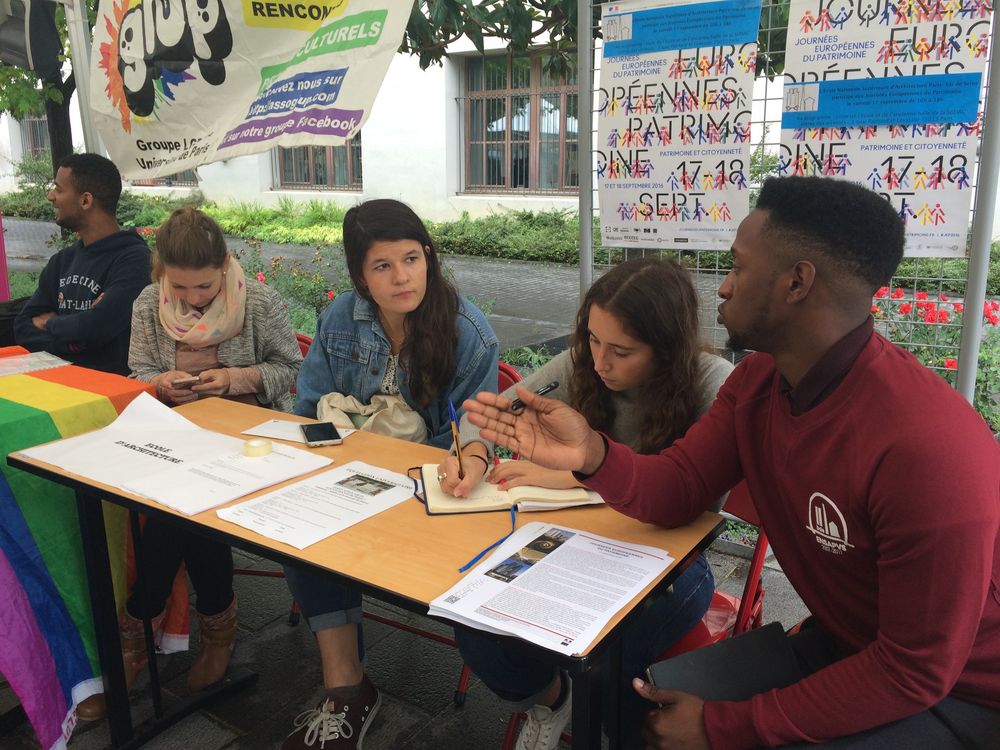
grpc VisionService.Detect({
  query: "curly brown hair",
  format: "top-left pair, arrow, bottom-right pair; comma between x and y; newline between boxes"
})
569,257 -> 706,454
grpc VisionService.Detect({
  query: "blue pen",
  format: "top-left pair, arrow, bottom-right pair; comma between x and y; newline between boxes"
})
448,399 -> 466,480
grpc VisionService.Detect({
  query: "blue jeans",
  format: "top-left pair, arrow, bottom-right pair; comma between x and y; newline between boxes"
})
283,563 -> 366,659
456,553 -> 714,744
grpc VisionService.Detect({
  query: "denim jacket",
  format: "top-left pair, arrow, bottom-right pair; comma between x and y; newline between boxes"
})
295,290 -> 500,449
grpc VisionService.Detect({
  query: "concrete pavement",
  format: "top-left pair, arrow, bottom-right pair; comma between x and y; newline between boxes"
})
0,216 -> 807,750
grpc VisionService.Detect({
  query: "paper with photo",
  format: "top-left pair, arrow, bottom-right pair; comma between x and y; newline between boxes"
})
217,460 -> 414,548
21,392 -> 332,514
429,522 -> 674,655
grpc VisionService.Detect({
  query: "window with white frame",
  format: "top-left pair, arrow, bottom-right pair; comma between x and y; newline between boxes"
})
462,52 -> 579,193
20,115 -> 49,158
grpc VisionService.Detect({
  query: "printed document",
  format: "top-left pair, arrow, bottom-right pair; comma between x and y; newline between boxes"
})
217,461 -> 414,549
428,522 -> 674,656
20,392 -> 331,514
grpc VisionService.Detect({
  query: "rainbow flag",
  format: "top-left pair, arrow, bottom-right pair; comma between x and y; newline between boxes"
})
0,355 -> 186,750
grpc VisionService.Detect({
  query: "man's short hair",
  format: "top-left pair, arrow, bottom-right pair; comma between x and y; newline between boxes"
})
756,176 -> 905,289
58,153 -> 123,215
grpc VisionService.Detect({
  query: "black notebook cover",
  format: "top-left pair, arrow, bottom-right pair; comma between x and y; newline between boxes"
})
646,622 -> 803,701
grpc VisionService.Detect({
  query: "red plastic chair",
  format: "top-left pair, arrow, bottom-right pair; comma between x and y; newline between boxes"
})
295,332 -> 313,358
502,481 -> 769,748
498,360 -> 522,393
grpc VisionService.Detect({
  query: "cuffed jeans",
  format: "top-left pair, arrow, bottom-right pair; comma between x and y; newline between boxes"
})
282,563 -> 366,658
456,552 -> 714,746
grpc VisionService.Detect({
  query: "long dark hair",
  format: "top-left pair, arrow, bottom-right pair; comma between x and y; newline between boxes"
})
343,199 -> 458,406
569,257 -> 705,454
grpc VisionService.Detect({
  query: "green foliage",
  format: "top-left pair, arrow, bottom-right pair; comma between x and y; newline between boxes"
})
116,190 -> 204,231
719,519 -> 760,546
431,210 -> 580,263
8,271 -> 40,299
204,201 -> 345,247
0,152 -> 55,219
501,345 -> 555,377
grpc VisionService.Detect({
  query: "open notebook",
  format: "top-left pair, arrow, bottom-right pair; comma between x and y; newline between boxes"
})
420,463 -> 605,515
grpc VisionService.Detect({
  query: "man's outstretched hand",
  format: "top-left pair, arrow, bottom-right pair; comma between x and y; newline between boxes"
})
463,387 -> 607,475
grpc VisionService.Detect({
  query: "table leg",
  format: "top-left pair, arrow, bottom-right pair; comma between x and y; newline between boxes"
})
571,662 -> 603,750
607,637 -> 623,750
128,510 -> 164,719
75,489 -> 134,747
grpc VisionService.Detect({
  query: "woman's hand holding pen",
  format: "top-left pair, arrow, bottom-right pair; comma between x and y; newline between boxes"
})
463,387 -> 606,474
489,460 -> 580,491
437,447 -> 490,498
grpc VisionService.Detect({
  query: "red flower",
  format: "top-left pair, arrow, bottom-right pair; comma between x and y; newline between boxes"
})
870,304 -> 880,315
944,358 -> 958,370
327,290 -> 335,300
922,309 -> 937,324
937,310 -> 950,323
992,300 -> 1000,311
938,293 -> 948,301
891,288 -> 905,299
874,286 -> 889,299
898,303 -> 912,315
988,313 -> 1000,326
953,303 -> 964,314
915,290 -> 928,300
256,272 -> 266,283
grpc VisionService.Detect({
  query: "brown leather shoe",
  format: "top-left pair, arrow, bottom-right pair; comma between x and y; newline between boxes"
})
187,595 -> 237,692
75,693 -> 107,721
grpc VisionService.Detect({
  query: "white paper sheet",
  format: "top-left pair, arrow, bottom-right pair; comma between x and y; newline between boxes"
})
21,393 -> 332,514
217,461 -> 414,549
240,418 -> 356,444
429,522 -> 674,656
0,352 -> 71,376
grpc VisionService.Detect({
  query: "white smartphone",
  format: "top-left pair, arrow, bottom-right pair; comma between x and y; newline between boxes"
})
300,422 -> 344,447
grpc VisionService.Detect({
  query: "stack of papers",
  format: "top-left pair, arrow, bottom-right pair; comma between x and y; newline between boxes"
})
0,351 -> 70,376
21,393 -> 332,515
429,522 -> 674,656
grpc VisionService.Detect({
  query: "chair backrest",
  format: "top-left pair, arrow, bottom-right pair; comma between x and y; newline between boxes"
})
497,360 -> 522,393
723,481 -> 768,635
295,333 -> 313,358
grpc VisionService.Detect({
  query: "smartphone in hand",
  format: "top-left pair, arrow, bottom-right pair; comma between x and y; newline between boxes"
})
300,422 -> 344,447
171,375 -> 200,388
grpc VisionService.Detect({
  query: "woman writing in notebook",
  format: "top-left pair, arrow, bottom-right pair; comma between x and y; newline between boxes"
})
114,208 -> 301,712
438,257 -> 734,750
280,199 -> 499,750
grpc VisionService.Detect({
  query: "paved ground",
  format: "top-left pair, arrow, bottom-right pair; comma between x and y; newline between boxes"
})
0,217 -> 807,750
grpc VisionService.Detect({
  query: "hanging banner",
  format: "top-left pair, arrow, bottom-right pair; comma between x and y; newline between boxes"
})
597,0 -> 762,250
780,0 -> 992,257
90,0 -> 409,179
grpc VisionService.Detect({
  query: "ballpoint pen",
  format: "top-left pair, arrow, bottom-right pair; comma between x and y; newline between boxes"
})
448,399 -> 465,479
509,381 -> 559,413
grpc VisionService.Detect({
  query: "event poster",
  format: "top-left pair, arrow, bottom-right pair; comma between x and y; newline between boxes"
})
781,0 -> 993,256
89,0 -> 409,179
598,0 -> 762,249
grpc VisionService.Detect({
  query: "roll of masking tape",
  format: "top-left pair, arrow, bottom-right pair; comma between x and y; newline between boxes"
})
242,438 -> 272,457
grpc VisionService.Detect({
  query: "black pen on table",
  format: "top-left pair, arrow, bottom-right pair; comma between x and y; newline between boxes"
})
509,381 -> 559,413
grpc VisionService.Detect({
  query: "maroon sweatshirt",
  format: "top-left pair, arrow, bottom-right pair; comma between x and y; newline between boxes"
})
584,334 -> 1000,748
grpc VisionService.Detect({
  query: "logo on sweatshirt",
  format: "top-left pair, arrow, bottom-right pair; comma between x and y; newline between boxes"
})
805,492 -> 854,555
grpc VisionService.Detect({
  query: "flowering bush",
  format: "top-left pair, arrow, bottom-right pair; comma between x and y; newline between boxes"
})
873,287 -> 1000,431
135,226 -> 158,249
233,240 -> 350,337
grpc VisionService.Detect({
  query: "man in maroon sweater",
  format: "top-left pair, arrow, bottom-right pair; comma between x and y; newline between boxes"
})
466,176 -> 1000,749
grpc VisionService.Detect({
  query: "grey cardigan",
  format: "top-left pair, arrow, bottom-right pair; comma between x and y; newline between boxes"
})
128,279 -> 302,412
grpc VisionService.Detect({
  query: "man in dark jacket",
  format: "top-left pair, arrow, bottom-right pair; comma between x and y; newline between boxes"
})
15,153 -> 151,375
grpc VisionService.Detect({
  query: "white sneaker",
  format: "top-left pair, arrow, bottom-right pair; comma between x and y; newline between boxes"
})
515,682 -> 572,750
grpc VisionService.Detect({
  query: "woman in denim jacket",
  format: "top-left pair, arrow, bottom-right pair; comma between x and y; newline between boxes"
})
282,199 -> 499,750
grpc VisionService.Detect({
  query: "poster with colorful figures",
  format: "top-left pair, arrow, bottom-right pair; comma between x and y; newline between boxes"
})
598,0 -> 762,249
781,0 -> 992,257
89,0 -> 409,179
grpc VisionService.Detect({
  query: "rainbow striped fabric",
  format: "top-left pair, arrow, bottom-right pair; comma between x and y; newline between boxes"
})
0,349 -> 182,750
